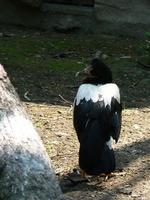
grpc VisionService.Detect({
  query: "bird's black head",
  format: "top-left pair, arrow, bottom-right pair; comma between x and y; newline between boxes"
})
76,58 -> 112,84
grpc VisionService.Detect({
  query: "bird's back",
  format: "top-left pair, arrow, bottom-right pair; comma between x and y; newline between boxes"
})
73,83 -> 121,175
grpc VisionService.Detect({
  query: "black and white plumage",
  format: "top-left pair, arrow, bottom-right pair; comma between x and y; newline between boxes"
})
73,58 -> 122,176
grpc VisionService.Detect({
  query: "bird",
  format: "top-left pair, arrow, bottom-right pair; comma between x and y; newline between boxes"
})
73,57 -> 122,178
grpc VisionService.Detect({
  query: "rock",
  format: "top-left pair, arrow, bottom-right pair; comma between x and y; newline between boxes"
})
117,185 -> 132,195
0,64 -> 63,200
54,17 -> 80,33
67,173 -> 88,185
101,54 -> 109,59
54,52 -> 67,59
3,33 -> 15,37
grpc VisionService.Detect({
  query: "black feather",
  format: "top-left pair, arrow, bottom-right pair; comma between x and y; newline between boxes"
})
83,58 -> 112,84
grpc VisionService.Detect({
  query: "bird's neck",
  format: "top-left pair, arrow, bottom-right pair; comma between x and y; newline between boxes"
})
83,77 -> 112,85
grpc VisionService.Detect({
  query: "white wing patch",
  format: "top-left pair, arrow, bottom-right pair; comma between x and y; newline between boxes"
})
106,137 -> 113,149
75,83 -> 120,106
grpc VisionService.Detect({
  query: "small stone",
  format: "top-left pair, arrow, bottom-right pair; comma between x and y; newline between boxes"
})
4,33 -> 15,37
35,54 -> 42,58
54,17 -> 80,33
67,174 -> 88,184
117,185 -> 132,195
101,54 -> 109,59
131,193 -> 140,198
133,124 -> 140,129
90,194 -> 96,198
120,55 -> 131,59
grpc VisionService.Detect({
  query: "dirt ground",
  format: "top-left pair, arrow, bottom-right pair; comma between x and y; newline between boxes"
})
1,26 -> 150,200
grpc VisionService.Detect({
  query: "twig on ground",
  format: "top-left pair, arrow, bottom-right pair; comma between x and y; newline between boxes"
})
69,105 -> 73,113
58,94 -> 72,105
24,91 -> 31,101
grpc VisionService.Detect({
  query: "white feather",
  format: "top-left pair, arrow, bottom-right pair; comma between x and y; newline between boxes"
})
106,137 -> 113,149
75,83 -> 120,106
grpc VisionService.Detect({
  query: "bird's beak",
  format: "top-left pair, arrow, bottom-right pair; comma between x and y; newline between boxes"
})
75,66 -> 91,77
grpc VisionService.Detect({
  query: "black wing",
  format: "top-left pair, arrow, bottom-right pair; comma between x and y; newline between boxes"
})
110,97 -> 122,142
73,97 -> 122,143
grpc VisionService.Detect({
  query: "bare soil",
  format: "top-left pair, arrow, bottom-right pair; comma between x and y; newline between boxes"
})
2,27 -> 150,200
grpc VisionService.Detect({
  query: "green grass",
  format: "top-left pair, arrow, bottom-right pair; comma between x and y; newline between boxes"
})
0,33 -> 146,75
0,35 -> 90,72
0,34 -> 141,73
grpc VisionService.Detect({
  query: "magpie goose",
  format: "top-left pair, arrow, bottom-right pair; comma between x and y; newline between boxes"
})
73,58 -> 122,177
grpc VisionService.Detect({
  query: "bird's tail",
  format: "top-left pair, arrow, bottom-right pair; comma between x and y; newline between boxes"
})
79,143 -> 116,176
79,120 -> 116,175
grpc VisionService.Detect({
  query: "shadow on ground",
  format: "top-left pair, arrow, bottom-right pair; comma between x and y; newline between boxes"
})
59,138 -> 150,199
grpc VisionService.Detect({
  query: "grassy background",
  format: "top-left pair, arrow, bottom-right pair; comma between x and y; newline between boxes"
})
0,31 -> 149,108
